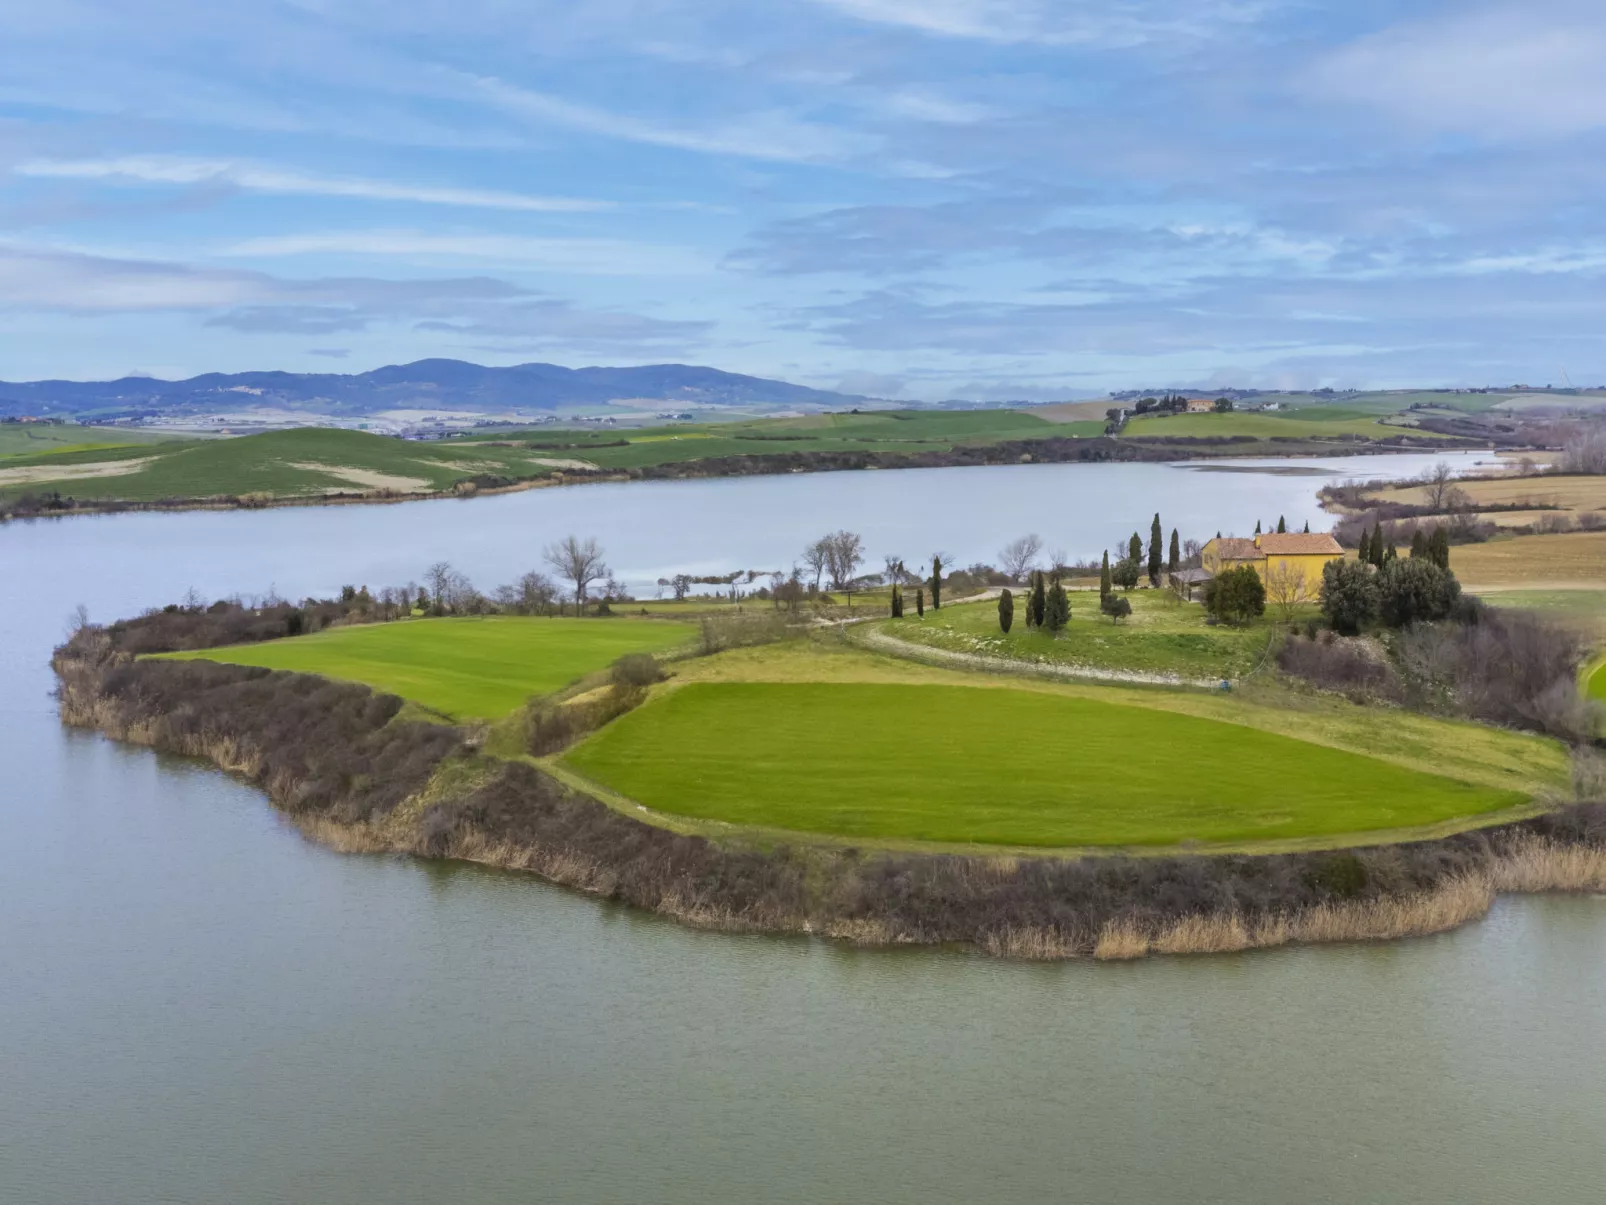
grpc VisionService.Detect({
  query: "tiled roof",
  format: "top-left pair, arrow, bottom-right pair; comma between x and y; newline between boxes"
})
1256,532 -> 1343,556
1208,537 -> 1261,561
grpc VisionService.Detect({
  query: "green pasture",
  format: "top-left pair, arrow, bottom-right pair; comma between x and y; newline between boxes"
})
1124,408 -> 1462,441
565,682 -> 1529,848
880,592 -> 1297,680
0,424 -> 180,459
0,427 -> 588,502
1588,657 -> 1606,704
159,616 -> 697,719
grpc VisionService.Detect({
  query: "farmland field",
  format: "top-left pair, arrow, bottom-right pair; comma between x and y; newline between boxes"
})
160,616 -> 697,719
1448,531 -> 1606,589
876,592 -> 1291,680
0,423 -> 180,459
1374,474 -> 1606,514
564,681 -> 1530,847
1124,409 -> 1463,441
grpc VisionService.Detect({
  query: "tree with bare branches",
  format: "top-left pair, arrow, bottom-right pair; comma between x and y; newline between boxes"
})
1263,560 -> 1309,621
998,534 -> 1044,583
1423,461 -> 1457,511
543,536 -> 609,611
819,530 -> 864,591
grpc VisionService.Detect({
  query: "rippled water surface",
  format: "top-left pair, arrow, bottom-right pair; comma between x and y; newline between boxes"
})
5,454 -> 1604,1204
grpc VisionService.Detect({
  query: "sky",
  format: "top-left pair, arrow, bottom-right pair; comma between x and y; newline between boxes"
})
2,0 -> 1605,399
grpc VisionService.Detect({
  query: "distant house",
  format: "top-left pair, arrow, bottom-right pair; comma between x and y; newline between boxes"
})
1185,398 -> 1216,413
1200,532 -> 1343,593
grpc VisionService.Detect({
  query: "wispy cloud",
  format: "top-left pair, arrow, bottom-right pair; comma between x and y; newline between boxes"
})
460,74 -> 870,164
220,229 -> 714,276
0,242 -> 709,351
16,156 -> 608,212
1305,7 -> 1606,138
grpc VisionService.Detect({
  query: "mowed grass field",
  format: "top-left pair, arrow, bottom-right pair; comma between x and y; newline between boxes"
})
0,423 -> 178,459
161,616 -> 697,719
565,682 -> 1529,848
879,592 -> 1292,680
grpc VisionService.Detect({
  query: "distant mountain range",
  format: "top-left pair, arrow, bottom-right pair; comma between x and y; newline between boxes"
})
0,360 -> 868,418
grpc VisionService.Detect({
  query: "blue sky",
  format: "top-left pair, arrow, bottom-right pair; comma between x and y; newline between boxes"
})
2,0 -> 1604,397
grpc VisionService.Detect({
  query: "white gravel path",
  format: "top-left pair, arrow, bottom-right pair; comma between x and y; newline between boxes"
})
853,626 -> 1229,690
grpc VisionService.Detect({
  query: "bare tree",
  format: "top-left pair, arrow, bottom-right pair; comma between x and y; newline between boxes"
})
882,553 -> 906,585
543,536 -> 609,610
998,534 -> 1044,583
1422,461 -> 1457,511
1558,425 -> 1606,474
802,539 -> 830,590
425,561 -> 455,612
817,530 -> 864,591
1263,560 -> 1309,621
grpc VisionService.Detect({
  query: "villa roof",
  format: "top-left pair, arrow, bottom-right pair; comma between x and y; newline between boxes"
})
1207,537 -> 1261,561
1256,532 -> 1343,556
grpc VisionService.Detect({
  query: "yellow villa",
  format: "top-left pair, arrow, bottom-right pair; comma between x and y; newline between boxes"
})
1200,532 -> 1343,594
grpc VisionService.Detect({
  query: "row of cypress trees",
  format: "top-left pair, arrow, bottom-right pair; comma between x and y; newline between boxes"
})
1355,523 -> 1451,569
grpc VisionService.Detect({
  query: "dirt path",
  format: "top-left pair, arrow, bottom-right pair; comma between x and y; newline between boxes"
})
852,626 -> 1228,689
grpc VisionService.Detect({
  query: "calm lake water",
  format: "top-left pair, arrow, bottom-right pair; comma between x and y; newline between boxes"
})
5,452 -> 1605,1203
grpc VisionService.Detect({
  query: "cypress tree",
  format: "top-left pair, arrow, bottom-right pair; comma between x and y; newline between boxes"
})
1429,526 -> 1450,570
1277,515 -> 1287,533
998,587 -> 1014,634
1100,550 -> 1112,600
1147,513 -> 1163,586
1030,570 -> 1048,628
930,556 -> 942,610
1254,519 -> 1262,535
1383,539 -> 1398,563
1044,575 -> 1069,633
1303,520 -> 1310,533
890,582 -> 903,618
1410,529 -> 1428,559
1128,532 -> 1142,565
1168,529 -> 1180,574
916,588 -> 924,617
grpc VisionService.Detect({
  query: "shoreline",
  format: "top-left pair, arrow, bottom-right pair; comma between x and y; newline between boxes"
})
51,646 -> 1606,960
3,435 -> 1488,524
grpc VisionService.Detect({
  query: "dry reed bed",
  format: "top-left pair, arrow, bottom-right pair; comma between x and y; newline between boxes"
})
51,638 -> 1606,961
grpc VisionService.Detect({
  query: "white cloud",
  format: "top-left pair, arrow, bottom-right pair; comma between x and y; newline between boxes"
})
460,74 -> 870,164
219,229 -> 713,275
1306,8 -> 1606,137
16,156 -> 608,212
808,0 -> 1273,45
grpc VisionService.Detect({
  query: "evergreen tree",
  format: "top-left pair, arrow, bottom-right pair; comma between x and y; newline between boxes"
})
1128,532 -> 1143,565
1429,526 -> 1450,570
1099,550 -> 1111,600
890,582 -> 903,618
1168,529 -> 1180,573
1044,575 -> 1069,633
998,587 -> 1014,634
930,556 -> 943,610
1029,570 -> 1048,628
1254,519 -> 1262,535
1147,513 -> 1163,586
916,588 -> 924,617
1303,520 -> 1310,533
1410,529 -> 1429,559
1383,539 -> 1398,563
1277,515 -> 1287,533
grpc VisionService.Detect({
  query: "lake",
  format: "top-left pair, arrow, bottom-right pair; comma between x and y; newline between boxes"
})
5,451 -> 1604,1203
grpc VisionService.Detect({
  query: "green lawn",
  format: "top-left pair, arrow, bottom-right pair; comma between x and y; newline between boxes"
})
160,616 -> 697,719
880,592 -> 1296,680
1588,658 -> 1606,704
565,682 -> 1528,848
